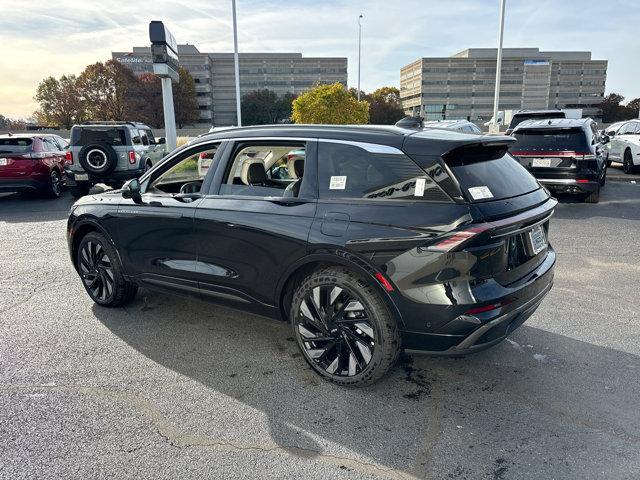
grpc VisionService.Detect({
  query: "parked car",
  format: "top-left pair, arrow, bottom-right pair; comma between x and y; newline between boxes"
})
0,133 -> 68,197
606,119 -> 640,174
505,109 -> 570,135
64,121 -> 166,198
422,119 -> 482,134
395,117 -> 482,134
511,118 -> 607,203
67,124 -> 556,386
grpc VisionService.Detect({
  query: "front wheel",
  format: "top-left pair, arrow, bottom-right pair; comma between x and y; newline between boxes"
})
290,267 -> 401,387
77,232 -> 138,307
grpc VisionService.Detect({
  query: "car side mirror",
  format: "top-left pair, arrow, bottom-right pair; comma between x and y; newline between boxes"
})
122,178 -> 143,203
601,134 -> 610,144
157,137 -> 166,145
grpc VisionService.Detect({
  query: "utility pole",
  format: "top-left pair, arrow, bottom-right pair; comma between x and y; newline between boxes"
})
357,14 -> 363,101
232,0 -> 242,126
490,0 -> 506,133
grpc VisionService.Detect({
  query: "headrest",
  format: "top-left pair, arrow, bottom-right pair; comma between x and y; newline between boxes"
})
240,158 -> 266,185
287,156 -> 304,179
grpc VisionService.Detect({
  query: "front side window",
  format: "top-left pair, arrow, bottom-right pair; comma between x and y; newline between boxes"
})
139,129 -> 149,146
147,144 -> 220,194
318,142 -> 446,201
219,143 -> 307,198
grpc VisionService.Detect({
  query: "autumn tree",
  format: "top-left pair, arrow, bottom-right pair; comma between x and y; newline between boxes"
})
367,87 -> 405,124
292,83 -> 369,124
137,73 -> 164,128
173,67 -> 200,127
241,89 -> 296,125
34,74 -> 85,128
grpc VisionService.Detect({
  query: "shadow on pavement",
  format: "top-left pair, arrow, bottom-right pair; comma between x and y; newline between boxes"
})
92,292 -> 640,478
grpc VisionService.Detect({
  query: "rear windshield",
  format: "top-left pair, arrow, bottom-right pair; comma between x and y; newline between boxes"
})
73,128 -> 127,147
447,154 -> 540,202
512,128 -> 589,153
0,138 -> 33,154
508,112 -> 565,130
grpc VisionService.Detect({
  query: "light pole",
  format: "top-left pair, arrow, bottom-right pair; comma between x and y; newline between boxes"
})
232,0 -> 242,126
491,0 -> 506,133
357,14 -> 363,101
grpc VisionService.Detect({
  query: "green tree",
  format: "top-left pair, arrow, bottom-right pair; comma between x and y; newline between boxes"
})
241,89 -> 296,125
34,74 -> 85,128
292,83 -> 369,124
625,98 -> 640,118
599,93 -> 628,123
368,87 -> 405,124
174,67 -> 200,127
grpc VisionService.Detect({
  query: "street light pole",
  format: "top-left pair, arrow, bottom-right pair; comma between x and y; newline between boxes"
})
491,0 -> 506,133
357,14 -> 363,101
232,0 -> 242,126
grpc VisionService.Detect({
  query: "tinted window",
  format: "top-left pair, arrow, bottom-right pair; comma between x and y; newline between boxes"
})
447,154 -> 540,202
42,137 -> 58,152
145,129 -> 156,144
75,128 -> 127,146
0,138 -> 33,154
512,128 -> 590,153
318,142 -> 449,201
508,112 -> 565,130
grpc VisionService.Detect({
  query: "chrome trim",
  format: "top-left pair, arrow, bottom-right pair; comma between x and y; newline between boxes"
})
490,212 -> 553,238
538,178 -> 592,185
318,138 -> 405,155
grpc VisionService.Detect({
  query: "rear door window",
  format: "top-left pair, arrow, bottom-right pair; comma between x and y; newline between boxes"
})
317,141 -> 450,201
512,128 -> 590,153
75,128 -> 127,146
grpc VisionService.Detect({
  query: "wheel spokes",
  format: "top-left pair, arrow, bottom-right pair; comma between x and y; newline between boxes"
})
80,241 -> 113,302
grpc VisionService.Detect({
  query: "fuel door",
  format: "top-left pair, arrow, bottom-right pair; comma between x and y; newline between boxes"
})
320,212 -> 350,237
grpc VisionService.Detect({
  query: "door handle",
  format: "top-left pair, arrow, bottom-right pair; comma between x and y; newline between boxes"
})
265,197 -> 310,206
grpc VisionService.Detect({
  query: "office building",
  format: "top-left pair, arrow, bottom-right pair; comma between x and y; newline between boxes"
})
113,45 -> 347,126
400,48 -> 607,122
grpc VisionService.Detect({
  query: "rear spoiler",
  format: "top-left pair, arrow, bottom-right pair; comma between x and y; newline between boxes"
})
402,131 -> 515,158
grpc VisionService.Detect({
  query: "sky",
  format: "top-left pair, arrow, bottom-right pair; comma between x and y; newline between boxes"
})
1,0 -> 639,118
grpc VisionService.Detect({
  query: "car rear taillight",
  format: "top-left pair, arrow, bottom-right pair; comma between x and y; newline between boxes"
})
65,151 -> 73,164
576,179 -> 590,183
428,224 -> 491,252
128,151 -> 136,164
465,299 -> 513,315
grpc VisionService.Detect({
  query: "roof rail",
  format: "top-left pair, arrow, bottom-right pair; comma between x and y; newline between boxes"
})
80,121 -> 143,126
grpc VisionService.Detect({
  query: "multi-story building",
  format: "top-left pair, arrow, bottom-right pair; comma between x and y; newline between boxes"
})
112,45 -> 347,126
400,48 -> 607,122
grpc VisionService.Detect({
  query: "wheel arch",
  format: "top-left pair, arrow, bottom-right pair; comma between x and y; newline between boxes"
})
70,219 -> 122,272
276,250 -> 404,327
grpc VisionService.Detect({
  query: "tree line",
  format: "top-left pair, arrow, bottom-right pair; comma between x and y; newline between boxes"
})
30,59 -> 199,129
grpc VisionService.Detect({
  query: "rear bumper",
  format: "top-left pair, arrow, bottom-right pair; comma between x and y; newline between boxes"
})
0,178 -> 48,192
400,248 -> 556,354
64,167 -> 144,186
538,178 -> 599,193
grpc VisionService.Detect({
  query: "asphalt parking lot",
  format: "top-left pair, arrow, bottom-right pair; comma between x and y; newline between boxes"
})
1,164 -> 639,480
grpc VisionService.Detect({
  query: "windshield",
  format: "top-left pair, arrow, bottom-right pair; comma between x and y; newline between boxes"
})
0,138 -> 33,154
512,128 -> 590,153
508,112 -> 565,130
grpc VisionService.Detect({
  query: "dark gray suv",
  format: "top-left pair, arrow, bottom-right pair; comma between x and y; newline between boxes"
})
65,121 -> 167,198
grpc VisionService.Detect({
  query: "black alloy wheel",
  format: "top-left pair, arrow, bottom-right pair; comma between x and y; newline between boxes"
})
291,267 -> 401,386
47,170 -> 62,198
623,149 -> 635,174
79,239 -> 115,303
76,232 -> 138,307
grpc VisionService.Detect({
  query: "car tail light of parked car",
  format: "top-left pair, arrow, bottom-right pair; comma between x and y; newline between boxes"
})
128,151 -> 137,164
65,151 -> 73,164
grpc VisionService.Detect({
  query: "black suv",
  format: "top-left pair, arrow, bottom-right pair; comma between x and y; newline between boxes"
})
511,118 -> 607,203
65,121 -> 166,197
67,125 -> 556,386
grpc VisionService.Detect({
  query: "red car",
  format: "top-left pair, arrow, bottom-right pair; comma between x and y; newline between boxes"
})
0,134 -> 69,198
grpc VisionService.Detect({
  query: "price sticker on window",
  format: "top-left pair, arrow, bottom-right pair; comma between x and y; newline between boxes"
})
329,176 -> 347,190
468,186 -> 494,200
415,178 -> 426,197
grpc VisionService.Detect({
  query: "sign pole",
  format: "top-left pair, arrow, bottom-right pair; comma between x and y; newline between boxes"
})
490,0 -> 506,133
160,77 -> 177,150
232,0 -> 242,126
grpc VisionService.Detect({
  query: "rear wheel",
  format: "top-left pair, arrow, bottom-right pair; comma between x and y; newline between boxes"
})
290,267 -> 401,387
623,149 -> 636,174
77,232 -> 137,307
45,170 -> 63,198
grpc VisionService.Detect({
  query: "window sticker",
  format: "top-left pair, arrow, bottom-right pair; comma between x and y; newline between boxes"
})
329,176 -> 347,190
468,186 -> 494,200
414,178 -> 426,197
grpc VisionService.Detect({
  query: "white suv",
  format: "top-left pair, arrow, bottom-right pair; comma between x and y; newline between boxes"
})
607,120 -> 640,174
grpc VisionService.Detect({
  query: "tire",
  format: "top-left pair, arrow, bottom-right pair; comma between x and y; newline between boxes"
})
606,159 -> 612,168
45,169 -> 63,198
78,143 -> 118,176
623,149 -> 636,174
600,166 -> 607,187
76,232 -> 138,307
290,267 -> 401,387
584,185 -> 600,203
69,184 -> 91,198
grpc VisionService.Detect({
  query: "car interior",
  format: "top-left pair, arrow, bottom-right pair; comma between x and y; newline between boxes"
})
219,144 -> 306,197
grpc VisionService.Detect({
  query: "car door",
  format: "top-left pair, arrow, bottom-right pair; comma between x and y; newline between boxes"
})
113,141 -> 223,294
610,122 -> 631,161
192,138 -> 318,311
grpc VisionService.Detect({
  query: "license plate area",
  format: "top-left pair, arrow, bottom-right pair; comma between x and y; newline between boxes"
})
0,158 -> 7,166
526,225 -> 547,256
531,158 -> 551,168
75,173 -> 89,181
